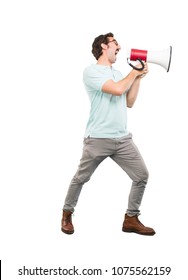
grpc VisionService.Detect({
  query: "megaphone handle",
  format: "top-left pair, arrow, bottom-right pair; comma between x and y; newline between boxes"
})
127,58 -> 145,71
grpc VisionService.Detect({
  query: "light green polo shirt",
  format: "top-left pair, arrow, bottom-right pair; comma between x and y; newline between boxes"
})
83,64 -> 129,138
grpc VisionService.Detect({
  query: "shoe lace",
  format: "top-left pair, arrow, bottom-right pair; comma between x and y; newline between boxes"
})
136,216 -> 144,226
66,214 -> 72,224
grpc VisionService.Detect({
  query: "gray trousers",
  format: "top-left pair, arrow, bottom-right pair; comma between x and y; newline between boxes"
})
63,133 -> 149,216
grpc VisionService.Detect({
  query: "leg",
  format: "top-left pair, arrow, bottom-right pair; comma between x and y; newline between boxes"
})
63,138 -> 107,213
110,135 -> 155,235
110,134 -> 149,216
61,137 -> 109,234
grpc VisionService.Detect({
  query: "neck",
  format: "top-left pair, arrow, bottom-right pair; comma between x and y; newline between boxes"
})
97,56 -> 112,66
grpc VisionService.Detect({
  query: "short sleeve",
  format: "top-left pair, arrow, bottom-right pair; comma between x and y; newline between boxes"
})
83,65 -> 112,91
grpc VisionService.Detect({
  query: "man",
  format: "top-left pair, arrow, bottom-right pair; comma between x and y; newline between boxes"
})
61,32 -> 155,236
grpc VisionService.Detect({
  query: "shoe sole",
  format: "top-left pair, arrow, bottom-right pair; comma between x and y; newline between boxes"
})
61,228 -> 74,235
122,228 -> 155,236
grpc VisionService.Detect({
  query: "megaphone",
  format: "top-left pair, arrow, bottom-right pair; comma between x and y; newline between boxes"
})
127,46 -> 172,72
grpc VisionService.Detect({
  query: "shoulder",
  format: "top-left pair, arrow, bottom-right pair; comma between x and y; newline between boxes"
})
83,64 -> 95,77
83,64 -> 111,77
83,65 -> 113,90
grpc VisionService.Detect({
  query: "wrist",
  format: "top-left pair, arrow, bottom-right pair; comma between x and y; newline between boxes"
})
131,70 -> 139,78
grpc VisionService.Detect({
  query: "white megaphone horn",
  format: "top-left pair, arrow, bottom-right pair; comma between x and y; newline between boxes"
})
127,46 -> 172,72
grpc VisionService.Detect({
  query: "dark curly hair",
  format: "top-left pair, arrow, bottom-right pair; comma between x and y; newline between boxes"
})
91,32 -> 114,60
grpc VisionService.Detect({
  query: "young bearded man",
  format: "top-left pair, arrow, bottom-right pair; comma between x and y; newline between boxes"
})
61,32 -> 155,236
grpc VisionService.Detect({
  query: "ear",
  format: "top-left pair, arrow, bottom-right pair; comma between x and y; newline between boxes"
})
101,43 -> 108,50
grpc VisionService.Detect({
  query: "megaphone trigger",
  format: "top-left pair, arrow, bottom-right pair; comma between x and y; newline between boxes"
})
127,57 -> 145,71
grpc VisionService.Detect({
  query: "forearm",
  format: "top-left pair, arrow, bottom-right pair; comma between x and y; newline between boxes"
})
102,63 -> 148,97
102,70 -> 139,96
115,70 -> 139,95
126,77 -> 141,108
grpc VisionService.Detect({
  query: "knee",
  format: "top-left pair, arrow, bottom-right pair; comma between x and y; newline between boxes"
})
133,165 -> 149,184
72,172 -> 91,185
139,167 -> 149,183
144,169 -> 149,182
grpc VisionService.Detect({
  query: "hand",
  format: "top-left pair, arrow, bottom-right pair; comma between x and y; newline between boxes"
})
135,62 -> 149,78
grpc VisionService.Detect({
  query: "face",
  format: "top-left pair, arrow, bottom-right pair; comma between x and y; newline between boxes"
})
106,37 -> 121,63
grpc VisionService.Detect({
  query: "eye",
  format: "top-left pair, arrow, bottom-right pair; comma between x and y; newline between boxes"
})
108,40 -> 118,46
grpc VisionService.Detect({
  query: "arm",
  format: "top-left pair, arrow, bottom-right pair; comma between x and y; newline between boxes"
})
126,76 -> 141,108
102,63 -> 148,98
126,64 -> 148,108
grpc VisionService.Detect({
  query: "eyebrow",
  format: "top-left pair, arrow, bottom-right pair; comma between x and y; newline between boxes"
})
108,39 -> 118,45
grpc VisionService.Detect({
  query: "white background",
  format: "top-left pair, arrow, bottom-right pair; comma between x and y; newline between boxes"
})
0,0 -> 187,279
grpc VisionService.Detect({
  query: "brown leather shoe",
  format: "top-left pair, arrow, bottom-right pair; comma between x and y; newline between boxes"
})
122,214 -> 155,236
61,211 -> 74,234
